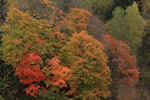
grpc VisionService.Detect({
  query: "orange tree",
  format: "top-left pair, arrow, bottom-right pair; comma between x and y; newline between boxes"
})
60,31 -> 111,100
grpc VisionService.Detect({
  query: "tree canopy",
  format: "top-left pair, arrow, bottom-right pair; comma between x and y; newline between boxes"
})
105,2 -> 146,55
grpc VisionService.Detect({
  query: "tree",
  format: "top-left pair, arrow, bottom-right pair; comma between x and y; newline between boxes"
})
89,0 -> 114,20
16,53 -> 46,97
105,2 -> 146,55
61,31 -> 111,99
58,8 -> 92,34
0,8 -> 59,67
101,35 -> 140,100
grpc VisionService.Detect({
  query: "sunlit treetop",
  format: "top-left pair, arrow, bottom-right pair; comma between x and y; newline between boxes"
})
61,31 -> 111,99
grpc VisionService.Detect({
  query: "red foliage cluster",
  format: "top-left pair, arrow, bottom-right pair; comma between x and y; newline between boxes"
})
101,35 -> 140,83
114,42 -> 139,83
24,84 -> 41,97
101,34 -> 140,99
16,53 -> 46,97
16,53 -> 72,97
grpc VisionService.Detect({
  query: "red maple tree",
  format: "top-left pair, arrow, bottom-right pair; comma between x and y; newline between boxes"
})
16,53 -> 46,97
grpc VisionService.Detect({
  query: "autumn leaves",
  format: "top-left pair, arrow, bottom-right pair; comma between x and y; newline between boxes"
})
0,0 -> 141,100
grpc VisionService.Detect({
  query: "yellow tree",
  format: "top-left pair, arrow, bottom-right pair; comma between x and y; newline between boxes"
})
61,31 -> 111,100
0,8 -> 56,67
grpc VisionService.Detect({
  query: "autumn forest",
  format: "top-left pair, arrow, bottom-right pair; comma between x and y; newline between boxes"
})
0,0 -> 150,100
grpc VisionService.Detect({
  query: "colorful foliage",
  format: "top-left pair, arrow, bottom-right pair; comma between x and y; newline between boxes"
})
24,84 -> 41,97
59,8 -> 92,34
101,35 -> 140,100
102,34 -> 140,81
43,58 -> 72,88
105,2 -> 146,55
114,42 -> 140,82
16,53 -> 45,97
61,31 -> 111,99
0,8 -> 55,67
1,0 -> 148,100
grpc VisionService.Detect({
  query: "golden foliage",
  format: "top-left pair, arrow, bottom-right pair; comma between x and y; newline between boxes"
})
59,8 -> 92,33
62,31 -> 111,99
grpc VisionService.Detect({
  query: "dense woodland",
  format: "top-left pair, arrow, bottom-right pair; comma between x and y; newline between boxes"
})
0,0 -> 150,100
